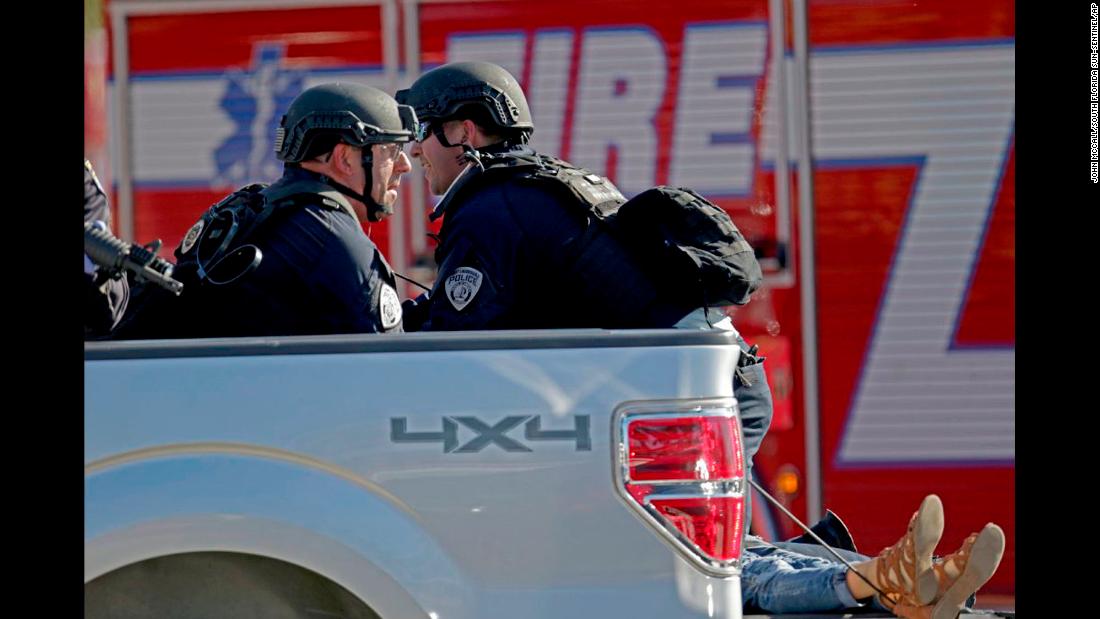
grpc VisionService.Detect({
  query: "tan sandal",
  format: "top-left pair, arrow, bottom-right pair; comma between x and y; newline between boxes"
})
885,523 -> 1006,619
926,523 -> 1005,619
875,494 -> 944,609
888,599 -> 933,619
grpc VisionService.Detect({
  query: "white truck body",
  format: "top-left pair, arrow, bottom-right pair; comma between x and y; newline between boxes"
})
85,329 -> 748,618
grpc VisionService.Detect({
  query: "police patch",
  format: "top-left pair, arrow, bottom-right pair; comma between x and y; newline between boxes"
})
380,283 -> 402,330
180,219 -> 205,254
445,267 -> 483,312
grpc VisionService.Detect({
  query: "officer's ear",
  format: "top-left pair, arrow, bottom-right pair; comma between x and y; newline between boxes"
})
458,119 -> 480,146
461,119 -> 498,149
330,142 -> 357,173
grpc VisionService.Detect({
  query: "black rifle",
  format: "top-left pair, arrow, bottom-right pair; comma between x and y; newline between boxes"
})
84,221 -> 183,295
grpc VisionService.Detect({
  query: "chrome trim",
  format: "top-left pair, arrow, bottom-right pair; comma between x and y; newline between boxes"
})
792,0 -> 824,525
611,399 -> 747,576
639,479 -> 744,495
86,328 -> 737,360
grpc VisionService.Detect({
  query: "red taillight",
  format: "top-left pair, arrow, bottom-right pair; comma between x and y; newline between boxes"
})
628,416 -> 744,481
615,403 -> 746,576
649,496 -> 745,561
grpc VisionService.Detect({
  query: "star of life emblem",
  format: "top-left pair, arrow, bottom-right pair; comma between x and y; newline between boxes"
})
445,267 -> 483,312
180,219 -> 205,254
379,283 -> 402,330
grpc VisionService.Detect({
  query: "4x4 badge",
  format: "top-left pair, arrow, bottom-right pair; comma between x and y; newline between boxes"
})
391,415 -> 591,452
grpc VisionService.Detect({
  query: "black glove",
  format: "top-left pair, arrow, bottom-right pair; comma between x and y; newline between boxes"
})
400,292 -> 433,332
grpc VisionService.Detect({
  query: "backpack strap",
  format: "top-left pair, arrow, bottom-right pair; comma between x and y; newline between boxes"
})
495,152 -> 627,210
263,178 -> 360,223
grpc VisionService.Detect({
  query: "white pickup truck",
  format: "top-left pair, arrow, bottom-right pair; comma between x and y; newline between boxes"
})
85,328 -> 753,619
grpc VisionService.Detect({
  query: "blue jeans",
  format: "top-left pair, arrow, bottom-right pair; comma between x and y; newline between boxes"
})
741,544 -> 875,614
673,310 -> 774,534
731,336 -> 772,534
754,540 -> 977,612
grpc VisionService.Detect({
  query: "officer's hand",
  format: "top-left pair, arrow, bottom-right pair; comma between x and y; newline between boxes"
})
401,293 -> 432,332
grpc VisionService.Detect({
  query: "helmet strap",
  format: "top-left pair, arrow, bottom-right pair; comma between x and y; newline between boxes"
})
320,148 -> 392,223
360,149 -> 394,222
429,121 -> 485,171
430,122 -> 458,148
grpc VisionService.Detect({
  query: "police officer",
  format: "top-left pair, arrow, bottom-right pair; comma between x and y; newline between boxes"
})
397,61 -> 697,331
84,159 -> 130,338
114,82 -> 415,339
396,62 -> 779,533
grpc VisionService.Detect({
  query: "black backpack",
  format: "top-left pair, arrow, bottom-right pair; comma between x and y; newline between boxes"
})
107,184 -> 272,340
171,183 -> 271,287
110,177 -> 366,340
600,186 -> 763,307
480,152 -> 764,308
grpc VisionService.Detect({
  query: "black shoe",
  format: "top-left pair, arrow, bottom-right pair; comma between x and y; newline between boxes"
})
787,509 -> 858,553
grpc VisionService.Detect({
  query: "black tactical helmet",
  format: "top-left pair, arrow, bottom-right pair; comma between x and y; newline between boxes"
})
395,61 -> 534,136
275,82 -> 418,162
